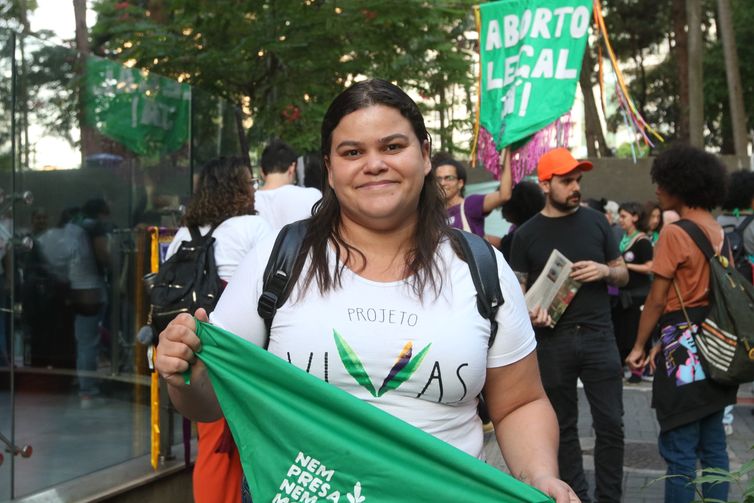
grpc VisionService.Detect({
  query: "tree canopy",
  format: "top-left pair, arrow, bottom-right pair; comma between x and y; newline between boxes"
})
91,0 -> 478,156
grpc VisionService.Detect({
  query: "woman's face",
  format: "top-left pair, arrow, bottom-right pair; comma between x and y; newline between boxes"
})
648,207 -> 661,232
325,105 -> 431,231
618,209 -> 637,232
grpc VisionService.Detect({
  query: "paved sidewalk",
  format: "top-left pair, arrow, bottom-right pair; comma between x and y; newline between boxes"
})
484,380 -> 754,502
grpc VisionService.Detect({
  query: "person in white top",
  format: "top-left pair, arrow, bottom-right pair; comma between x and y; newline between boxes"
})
254,139 -> 322,230
156,80 -> 579,503
166,156 -> 271,503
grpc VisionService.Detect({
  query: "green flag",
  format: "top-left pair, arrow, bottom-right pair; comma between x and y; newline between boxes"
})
84,56 -> 190,156
478,0 -> 592,149
194,321 -> 552,502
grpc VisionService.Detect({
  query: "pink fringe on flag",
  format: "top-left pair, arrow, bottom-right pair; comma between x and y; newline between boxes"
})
478,115 -> 573,184
476,127 -> 502,179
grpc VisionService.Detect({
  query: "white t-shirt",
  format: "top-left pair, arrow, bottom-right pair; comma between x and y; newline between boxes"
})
254,185 -> 322,231
166,215 -> 272,282
211,237 -> 536,459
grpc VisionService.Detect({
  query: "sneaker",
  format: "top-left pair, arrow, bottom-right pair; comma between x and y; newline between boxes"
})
627,374 -> 642,384
723,424 -> 733,436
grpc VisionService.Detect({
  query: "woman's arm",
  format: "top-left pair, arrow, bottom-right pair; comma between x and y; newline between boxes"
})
626,260 -> 653,275
485,352 -> 578,502
482,148 -> 513,213
155,309 -> 223,422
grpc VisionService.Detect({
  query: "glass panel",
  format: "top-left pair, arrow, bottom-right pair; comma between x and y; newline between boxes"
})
0,27 -> 13,503
191,87 -> 243,171
8,32 -> 196,498
0,28 -> 242,500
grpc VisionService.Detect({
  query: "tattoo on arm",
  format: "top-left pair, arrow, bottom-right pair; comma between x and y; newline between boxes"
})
605,257 -> 629,287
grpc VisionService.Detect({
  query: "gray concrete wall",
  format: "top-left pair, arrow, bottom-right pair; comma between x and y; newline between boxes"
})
466,154 -> 751,205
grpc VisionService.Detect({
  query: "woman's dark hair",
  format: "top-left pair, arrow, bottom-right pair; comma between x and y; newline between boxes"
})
618,201 -> 649,233
302,78 -> 450,298
721,170 -> 754,211
650,144 -> 728,210
302,152 -> 324,191
431,152 -> 467,197
501,181 -> 544,226
184,156 -> 253,227
644,201 -> 663,233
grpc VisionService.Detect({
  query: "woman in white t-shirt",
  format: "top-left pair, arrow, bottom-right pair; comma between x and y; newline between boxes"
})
167,156 -> 271,503
156,80 -> 577,503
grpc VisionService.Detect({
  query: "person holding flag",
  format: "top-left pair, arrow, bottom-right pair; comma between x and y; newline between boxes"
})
156,79 -> 579,503
432,149 -> 512,245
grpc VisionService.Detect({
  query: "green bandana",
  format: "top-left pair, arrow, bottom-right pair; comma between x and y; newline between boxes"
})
619,231 -> 640,253
192,321 -> 552,502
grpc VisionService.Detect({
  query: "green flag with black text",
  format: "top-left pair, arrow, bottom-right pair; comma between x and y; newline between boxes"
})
193,321 -> 551,502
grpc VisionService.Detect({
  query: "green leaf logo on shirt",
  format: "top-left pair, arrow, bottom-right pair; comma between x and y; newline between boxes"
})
333,330 -> 431,398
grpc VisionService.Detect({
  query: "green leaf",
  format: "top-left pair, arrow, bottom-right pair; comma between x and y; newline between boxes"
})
333,330 -> 377,397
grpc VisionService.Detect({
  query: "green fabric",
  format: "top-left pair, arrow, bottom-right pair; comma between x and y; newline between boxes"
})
84,56 -> 190,156
478,0 -> 592,148
194,321 -> 552,502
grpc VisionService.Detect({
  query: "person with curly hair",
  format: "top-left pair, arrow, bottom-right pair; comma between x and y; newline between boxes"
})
166,156 -> 272,503
626,144 -> 737,503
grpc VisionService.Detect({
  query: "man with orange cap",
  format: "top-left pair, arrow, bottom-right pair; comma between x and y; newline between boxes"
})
509,148 -> 628,503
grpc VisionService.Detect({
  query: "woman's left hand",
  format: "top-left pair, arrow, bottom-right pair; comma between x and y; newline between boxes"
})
530,475 -> 581,503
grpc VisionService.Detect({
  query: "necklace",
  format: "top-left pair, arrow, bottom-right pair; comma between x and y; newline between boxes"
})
620,230 -> 640,253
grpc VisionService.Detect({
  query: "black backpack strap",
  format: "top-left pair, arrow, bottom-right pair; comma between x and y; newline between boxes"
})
736,214 -> 754,234
257,220 -> 310,336
449,229 -> 504,346
188,224 -> 218,242
674,220 -> 716,260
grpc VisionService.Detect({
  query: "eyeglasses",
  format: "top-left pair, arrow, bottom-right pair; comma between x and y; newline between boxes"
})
437,175 -> 458,182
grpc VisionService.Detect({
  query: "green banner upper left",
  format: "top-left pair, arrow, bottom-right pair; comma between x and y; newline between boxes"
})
84,56 -> 190,156
478,0 -> 592,149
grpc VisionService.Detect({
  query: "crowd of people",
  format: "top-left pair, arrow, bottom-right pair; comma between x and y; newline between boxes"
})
144,78 -> 754,503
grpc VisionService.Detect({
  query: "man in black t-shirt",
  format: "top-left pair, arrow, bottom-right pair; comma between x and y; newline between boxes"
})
510,148 -> 628,503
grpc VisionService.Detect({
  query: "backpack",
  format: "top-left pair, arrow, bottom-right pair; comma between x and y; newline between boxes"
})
721,214 -> 754,283
674,219 -> 754,385
148,226 -> 222,333
257,220 -> 504,345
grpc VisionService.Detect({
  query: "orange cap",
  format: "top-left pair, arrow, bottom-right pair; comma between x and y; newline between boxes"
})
537,148 -> 593,182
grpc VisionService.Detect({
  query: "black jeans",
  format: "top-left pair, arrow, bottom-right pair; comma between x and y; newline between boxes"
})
536,324 -> 625,503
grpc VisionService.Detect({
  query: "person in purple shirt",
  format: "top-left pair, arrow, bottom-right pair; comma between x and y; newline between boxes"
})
432,150 -> 512,244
